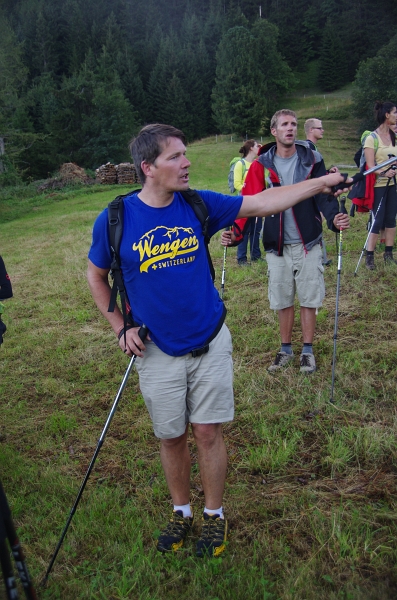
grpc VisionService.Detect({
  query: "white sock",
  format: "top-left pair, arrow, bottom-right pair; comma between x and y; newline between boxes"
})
173,503 -> 192,518
204,506 -> 224,519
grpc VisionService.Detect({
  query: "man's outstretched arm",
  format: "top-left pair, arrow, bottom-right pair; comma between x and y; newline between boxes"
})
237,171 -> 351,219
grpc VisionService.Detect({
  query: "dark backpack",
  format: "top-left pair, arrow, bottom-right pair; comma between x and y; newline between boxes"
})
107,189 -> 215,340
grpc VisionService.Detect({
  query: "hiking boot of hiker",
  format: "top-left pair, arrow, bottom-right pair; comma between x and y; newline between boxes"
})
268,351 -> 294,372
300,353 -> 317,374
196,513 -> 228,558
157,510 -> 193,553
365,254 -> 376,270
237,259 -> 250,267
384,251 -> 397,265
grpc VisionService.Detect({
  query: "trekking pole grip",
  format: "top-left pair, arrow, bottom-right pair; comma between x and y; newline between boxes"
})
138,324 -> 148,345
332,172 -> 364,193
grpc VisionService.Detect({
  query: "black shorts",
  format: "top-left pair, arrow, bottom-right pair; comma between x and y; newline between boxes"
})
372,183 -> 397,233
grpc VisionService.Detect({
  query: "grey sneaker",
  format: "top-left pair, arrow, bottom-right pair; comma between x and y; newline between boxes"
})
268,351 -> 294,372
300,353 -> 316,374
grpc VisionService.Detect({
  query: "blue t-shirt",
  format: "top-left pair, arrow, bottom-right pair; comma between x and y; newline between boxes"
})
88,190 -> 242,356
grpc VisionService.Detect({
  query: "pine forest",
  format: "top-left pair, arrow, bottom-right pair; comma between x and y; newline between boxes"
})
1,0 -> 397,181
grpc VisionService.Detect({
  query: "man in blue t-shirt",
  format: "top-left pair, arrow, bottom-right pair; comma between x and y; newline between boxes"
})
87,123 -> 349,558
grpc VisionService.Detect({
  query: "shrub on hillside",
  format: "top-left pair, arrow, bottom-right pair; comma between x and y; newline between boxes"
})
352,34 -> 397,130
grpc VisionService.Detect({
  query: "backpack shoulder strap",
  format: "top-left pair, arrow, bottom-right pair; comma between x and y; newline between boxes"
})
180,189 -> 215,282
370,131 -> 379,152
107,190 -> 140,345
108,194 -> 125,264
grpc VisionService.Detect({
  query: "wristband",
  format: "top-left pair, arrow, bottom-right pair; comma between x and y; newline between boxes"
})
117,325 -> 134,340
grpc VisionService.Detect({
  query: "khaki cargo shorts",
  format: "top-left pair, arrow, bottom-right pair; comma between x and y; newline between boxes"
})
135,324 -> 234,439
266,243 -> 325,310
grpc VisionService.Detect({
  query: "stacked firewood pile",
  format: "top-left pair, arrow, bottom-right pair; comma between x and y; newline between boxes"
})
116,162 -> 139,184
95,162 -> 117,184
95,162 -> 139,184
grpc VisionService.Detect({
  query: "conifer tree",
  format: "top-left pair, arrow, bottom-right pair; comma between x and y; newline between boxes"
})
251,19 -> 295,126
147,34 -> 183,124
61,0 -> 88,75
317,19 -> 348,91
212,26 -> 266,136
162,73 -> 193,136
352,33 -> 397,130
0,14 -> 35,181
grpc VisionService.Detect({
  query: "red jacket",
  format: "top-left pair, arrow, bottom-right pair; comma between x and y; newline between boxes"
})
232,142 -> 340,256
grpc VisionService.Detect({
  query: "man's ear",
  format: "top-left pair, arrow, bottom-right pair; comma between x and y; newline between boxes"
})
141,160 -> 154,179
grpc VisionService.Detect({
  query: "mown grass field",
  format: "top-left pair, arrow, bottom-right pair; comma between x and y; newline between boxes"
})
1,91 -> 397,599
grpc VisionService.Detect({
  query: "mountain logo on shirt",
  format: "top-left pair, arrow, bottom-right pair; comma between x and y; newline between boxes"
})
132,226 -> 199,273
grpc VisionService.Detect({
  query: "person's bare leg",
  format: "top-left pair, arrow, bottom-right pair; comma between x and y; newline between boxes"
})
367,231 -> 379,252
385,226 -> 396,247
160,425 -> 191,505
191,423 -> 227,510
300,307 -> 316,343
278,306 -> 295,343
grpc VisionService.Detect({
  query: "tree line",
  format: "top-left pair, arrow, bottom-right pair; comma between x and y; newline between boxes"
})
1,0 -> 396,182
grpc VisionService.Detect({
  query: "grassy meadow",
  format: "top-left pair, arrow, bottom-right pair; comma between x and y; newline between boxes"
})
1,90 -> 397,599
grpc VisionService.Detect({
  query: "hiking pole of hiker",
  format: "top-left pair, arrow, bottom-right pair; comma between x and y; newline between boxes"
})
332,157 -> 397,195
0,480 -> 38,600
330,197 -> 348,403
42,324 -> 148,586
363,155 -> 397,176
220,228 -> 229,300
330,226 -> 343,403
250,217 -> 259,264
354,178 -> 391,276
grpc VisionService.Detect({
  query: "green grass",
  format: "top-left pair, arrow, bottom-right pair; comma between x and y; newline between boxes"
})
1,90 -> 397,599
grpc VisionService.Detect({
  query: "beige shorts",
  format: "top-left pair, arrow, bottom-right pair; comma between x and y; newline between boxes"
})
135,324 -> 234,439
266,243 -> 325,310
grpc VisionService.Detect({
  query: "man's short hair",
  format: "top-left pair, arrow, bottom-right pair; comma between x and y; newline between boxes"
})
304,118 -> 320,136
129,124 -> 186,184
270,109 -> 297,130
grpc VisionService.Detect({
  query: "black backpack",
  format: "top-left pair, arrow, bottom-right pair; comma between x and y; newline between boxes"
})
107,189 -> 215,343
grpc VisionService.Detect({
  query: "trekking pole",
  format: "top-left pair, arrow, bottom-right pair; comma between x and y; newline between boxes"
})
41,324 -> 148,586
331,156 -> 397,195
220,229 -> 228,300
250,217 -> 259,264
330,228 -> 343,404
0,480 -> 38,600
354,178 -> 391,275
330,198 -> 348,403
